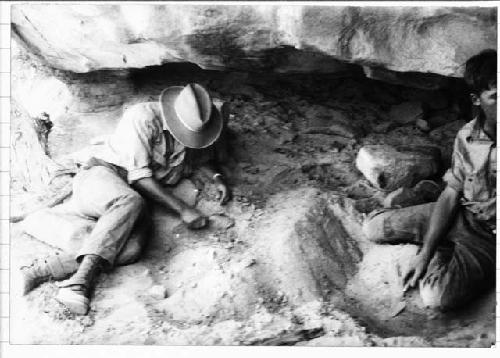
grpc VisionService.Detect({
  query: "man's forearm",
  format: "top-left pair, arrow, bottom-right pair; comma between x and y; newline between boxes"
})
132,177 -> 187,214
420,186 -> 460,259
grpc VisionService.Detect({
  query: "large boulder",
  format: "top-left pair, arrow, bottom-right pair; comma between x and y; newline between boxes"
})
11,4 -> 496,76
355,145 -> 442,191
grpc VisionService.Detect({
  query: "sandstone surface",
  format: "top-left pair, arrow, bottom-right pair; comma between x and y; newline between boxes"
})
12,5 -> 496,76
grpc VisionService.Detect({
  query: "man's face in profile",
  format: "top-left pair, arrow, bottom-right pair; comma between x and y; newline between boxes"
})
477,83 -> 497,124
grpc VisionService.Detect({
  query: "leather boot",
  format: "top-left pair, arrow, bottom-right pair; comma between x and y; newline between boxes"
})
20,252 -> 78,295
55,254 -> 104,315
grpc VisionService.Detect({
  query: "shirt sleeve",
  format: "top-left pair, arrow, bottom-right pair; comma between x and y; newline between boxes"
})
443,135 -> 466,193
109,104 -> 159,183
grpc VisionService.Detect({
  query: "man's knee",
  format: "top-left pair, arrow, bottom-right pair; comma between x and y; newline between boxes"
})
115,215 -> 150,266
362,214 -> 386,243
116,237 -> 143,266
120,192 -> 146,212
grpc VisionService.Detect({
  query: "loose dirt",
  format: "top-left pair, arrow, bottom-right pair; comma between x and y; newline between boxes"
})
10,67 -> 495,346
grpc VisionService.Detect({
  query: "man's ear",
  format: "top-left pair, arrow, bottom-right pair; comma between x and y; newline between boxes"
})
470,93 -> 481,106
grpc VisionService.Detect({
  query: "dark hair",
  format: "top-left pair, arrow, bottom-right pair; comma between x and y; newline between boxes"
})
464,49 -> 497,94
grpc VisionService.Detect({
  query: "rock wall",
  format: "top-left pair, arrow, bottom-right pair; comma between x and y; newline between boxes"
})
12,4 -> 496,76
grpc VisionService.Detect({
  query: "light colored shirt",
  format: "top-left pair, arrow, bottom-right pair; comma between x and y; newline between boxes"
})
87,102 -> 188,185
444,117 -> 496,225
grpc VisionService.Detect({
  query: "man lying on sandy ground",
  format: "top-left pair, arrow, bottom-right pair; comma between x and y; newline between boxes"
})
20,83 -> 231,315
363,50 -> 496,311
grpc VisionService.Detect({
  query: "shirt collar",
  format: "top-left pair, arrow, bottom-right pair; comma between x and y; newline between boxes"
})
467,116 -> 493,143
150,102 -> 168,131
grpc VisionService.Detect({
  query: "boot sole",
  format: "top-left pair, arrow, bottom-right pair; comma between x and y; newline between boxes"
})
55,289 -> 90,315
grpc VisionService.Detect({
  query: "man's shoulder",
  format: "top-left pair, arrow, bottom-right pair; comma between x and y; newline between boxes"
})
123,102 -> 159,117
121,102 -> 161,126
454,118 -> 477,142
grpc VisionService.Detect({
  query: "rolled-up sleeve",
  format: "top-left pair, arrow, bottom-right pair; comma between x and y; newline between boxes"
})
443,136 -> 466,193
109,105 -> 158,183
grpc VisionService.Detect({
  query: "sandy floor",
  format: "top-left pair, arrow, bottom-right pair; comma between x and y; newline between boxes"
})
10,69 -> 496,346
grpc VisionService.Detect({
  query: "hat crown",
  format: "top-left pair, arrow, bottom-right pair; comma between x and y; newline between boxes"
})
174,83 -> 212,132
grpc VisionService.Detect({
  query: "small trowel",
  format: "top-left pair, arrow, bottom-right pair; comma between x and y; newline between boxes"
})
390,263 -> 408,318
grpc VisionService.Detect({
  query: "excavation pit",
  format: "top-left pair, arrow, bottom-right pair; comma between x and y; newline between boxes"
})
10,38 -> 495,346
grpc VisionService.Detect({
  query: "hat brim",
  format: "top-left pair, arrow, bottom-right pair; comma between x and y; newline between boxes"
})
159,86 -> 223,149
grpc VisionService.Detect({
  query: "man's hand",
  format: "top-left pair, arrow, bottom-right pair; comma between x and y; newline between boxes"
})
214,177 -> 231,205
403,251 -> 431,292
181,207 -> 208,229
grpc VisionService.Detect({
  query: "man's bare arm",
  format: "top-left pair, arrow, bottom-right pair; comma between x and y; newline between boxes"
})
403,186 -> 460,289
132,177 -> 207,229
420,186 -> 460,259
133,177 -> 187,213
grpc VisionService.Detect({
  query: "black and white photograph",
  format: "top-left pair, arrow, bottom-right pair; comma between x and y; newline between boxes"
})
5,1 -> 498,347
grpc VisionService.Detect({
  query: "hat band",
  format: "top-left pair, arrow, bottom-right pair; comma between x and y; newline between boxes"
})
174,106 -> 204,133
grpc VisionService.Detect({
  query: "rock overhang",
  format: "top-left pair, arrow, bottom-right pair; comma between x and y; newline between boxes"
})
11,4 -> 497,77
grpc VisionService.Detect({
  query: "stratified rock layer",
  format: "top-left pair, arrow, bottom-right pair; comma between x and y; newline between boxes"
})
12,4 -> 496,76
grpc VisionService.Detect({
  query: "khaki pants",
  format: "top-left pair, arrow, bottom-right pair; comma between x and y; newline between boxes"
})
69,165 -> 150,267
362,203 -> 496,310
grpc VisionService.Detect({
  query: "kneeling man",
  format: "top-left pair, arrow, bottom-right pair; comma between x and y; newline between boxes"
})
363,50 -> 496,311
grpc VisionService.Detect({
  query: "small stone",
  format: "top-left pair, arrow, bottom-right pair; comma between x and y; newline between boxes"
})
149,285 -> 168,299
242,257 -> 257,267
209,214 -> 235,231
80,316 -> 94,327
415,118 -> 430,132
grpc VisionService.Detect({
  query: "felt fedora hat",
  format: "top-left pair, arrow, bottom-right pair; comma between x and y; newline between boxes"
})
159,83 -> 223,149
